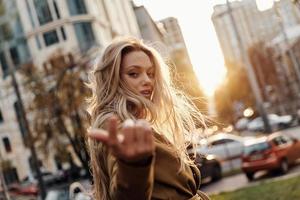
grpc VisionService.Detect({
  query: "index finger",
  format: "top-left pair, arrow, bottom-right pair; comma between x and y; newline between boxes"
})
107,115 -> 119,142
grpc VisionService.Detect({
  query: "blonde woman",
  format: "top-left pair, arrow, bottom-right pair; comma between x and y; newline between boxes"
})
86,37 -> 209,200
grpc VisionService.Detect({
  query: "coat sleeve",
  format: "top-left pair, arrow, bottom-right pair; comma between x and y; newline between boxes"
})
107,152 -> 155,200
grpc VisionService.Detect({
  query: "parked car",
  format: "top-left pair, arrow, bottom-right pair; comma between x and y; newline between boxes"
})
187,146 -> 222,183
235,117 -> 250,131
242,132 -> 300,181
247,114 -> 293,132
196,133 -> 250,173
8,182 -> 38,196
43,180 -> 92,200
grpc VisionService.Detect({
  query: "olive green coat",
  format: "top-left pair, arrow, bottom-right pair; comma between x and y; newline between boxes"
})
106,132 -> 210,200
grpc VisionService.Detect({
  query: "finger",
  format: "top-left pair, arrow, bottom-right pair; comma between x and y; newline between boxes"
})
88,129 -> 109,144
107,115 -> 119,143
121,119 -> 135,146
143,124 -> 154,149
135,120 -> 148,144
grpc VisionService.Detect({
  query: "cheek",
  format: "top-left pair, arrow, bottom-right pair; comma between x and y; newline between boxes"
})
122,76 -> 140,92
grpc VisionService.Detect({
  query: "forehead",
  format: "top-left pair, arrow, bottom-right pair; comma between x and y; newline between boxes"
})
121,50 -> 153,70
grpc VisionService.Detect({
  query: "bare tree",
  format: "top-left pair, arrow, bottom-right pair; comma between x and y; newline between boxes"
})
21,50 -> 92,178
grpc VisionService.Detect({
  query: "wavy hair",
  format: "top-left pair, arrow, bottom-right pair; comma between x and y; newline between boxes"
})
86,36 -> 206,200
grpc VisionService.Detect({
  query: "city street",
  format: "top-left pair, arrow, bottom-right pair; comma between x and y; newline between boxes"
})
201,125 -> 300,195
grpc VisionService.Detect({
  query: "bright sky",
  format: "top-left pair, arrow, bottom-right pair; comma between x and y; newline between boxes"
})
133,0 -> 230,96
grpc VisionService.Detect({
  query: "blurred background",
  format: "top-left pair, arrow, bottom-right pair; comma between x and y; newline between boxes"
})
1,0 -> 300,199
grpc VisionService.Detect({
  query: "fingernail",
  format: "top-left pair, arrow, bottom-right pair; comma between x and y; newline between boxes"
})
123,119 -> 135,127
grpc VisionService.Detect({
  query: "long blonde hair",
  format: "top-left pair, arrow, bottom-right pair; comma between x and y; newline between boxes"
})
86,36 -> 206,200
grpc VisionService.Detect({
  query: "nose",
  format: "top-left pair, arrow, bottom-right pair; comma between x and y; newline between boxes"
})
142,73 -> 152,84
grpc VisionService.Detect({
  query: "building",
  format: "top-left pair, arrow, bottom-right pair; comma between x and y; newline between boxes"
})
133,5 -> 164,44
159,17 -> 207,112
0,0 -> 140,181
212,0 -> 300,115
212,0 -> 300,64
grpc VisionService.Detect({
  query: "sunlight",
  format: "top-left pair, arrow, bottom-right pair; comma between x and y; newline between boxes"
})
194,62 -> 227,97
133,0 -> 228,97
256,0 -> 274,11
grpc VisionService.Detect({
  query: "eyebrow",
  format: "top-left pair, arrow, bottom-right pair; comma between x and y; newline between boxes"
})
126,65 -> 154,71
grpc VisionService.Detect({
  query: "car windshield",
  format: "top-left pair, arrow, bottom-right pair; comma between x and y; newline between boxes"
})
244,141 -> 271,156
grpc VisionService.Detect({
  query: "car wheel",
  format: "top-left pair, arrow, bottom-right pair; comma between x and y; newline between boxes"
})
212,165 -> 222,181
279,159 -> 288,174
245,172 -> 254,181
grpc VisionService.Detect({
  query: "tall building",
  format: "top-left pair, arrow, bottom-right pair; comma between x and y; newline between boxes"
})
212,0 -> 300,64
133,5 -> 165,44
0,0 -> 140,181
159,17 -> 207,112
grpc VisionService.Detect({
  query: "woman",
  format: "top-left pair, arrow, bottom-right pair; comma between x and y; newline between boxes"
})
86,36 -> 209,200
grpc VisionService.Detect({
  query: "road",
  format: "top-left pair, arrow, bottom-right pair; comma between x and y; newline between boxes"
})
201,126 -> 300,195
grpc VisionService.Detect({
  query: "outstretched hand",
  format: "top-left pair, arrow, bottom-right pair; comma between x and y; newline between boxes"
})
88,116 -> 155,164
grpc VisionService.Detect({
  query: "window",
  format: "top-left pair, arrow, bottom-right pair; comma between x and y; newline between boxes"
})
211,139 -> 235,146
3,137 -> 12,153
272,136 -> 291,146
0,51 -> 9,77
33,0 -> 53,25
60,27 -> 67,40
67,0 -> 87,15
0,108 -> 3,122
43,30 -> 59,46
74,22 -> 95,51
9,47 -> 20,65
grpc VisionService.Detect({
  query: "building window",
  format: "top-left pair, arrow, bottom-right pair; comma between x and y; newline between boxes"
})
0,51 -> 8,77
53,0 -> 60,19
60,27 -> 67,40
3,137 -> 12,153
0,108 -> 3,123
9,47 -> 20,66
33,0 -> 53,25
67,0 -> 87,15
74,22 -> 95,51
43,30 -> 59,46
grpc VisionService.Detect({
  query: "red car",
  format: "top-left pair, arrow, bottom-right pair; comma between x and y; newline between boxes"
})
8,182 -> 38,196
242,132 -> 300,181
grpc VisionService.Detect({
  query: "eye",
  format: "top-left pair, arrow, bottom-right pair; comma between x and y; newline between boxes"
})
128,72 -> 139,78
147,72 -> 155,78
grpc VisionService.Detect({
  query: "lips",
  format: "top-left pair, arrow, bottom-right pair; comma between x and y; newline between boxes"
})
140,89 -> 152,98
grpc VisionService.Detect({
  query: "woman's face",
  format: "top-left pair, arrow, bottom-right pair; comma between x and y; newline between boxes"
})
121,50 -> 155,100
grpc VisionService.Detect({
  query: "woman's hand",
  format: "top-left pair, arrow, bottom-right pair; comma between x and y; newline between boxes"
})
88,116 -> 155,164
